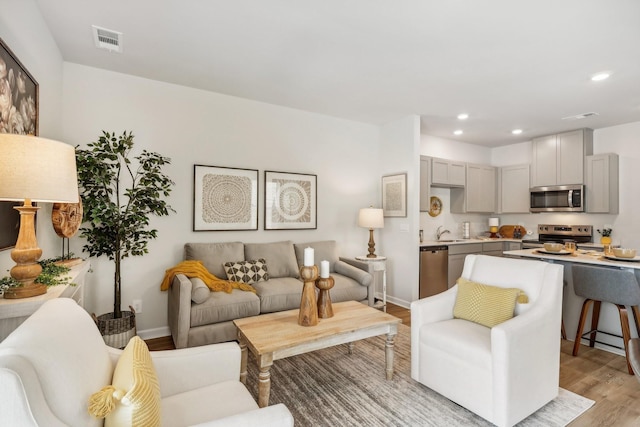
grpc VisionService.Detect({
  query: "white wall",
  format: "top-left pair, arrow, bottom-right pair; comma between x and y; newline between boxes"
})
61,63 -> 382,333
0,0 -> 66,278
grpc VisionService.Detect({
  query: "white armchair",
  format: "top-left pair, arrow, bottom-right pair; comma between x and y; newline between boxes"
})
411,254 -> 563,427
0,298 -> 293,427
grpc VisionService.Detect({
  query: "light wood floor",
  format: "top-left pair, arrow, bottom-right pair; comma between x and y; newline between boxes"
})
146,302 -> 640,425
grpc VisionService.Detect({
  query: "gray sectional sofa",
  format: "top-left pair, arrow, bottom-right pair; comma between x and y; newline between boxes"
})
168,240 -> 374,348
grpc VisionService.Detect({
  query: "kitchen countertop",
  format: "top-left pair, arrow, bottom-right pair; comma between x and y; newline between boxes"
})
420,237 -> 522,247
504,248 -> 640,269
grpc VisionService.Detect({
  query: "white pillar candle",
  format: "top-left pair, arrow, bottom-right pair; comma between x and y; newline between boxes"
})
304,247 -> 314,266
320,260 -> 330,278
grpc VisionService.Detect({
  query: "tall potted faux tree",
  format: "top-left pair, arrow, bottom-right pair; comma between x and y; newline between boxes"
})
76,131 -> 174,347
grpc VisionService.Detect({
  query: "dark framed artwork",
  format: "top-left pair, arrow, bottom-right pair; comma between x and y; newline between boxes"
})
264,171 -> 317,230
382,173 -> 407,217
0,37 -> 39,251
193,165 -> 258,231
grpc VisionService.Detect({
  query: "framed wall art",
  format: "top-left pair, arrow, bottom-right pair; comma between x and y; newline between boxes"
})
382,173 -> 407,217
264,171 -> 317,230
0,37 -> 39,251
193,165 -> 258,231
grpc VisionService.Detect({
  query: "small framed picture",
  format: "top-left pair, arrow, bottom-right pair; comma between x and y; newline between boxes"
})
193,165 -> 258,231
265,171 -> 317,230
382,173 -> 407,217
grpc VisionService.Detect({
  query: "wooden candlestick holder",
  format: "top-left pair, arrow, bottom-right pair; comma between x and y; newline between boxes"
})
315,276 -> 335,318
298,265 -> 319,326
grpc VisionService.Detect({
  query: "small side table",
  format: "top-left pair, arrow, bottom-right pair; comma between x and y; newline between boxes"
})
356,255 -> 387,312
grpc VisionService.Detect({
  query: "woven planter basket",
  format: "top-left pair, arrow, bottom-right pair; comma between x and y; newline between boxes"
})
94,307 -> 136,349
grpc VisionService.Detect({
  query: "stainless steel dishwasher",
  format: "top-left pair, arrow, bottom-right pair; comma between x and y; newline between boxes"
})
419,245 -> 449,298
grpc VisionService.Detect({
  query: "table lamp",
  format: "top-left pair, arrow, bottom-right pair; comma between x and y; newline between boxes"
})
0,134 -> 79,299
358,206 -> 384,258
489,217 -> 499,238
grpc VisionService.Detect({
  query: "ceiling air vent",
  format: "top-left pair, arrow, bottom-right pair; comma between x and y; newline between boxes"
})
561,112 -> 599,121
92,25 -> 123,53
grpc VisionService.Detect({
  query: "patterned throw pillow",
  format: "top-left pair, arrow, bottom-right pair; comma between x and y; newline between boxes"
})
453,277 -> 528,328
223,258 -> 270,284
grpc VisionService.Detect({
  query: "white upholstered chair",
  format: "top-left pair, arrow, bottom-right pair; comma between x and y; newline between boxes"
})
0,298 -> 293,427
411,254 -> 564,427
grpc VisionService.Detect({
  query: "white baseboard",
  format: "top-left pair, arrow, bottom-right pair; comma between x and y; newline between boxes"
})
138,326 -> 170,340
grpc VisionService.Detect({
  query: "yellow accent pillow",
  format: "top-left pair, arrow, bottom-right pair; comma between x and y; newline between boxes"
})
453,277 -> 528,328
88,336 -> 161,427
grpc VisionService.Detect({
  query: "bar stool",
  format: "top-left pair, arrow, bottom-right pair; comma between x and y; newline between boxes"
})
572,264 -> 640,375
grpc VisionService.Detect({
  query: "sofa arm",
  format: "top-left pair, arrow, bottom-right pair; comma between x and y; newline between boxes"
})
151,342 -> 241,398
168,273 -> 193,349
191,404 -> 294,427
334,260 -> 372,287
338,257 -> 375,306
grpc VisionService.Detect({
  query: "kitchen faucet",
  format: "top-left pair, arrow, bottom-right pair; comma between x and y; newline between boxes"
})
437,225 -> 450,240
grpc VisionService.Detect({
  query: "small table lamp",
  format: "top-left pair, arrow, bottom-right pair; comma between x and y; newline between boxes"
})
358,206 -> 384,258
0,134 -> 79,299
489,217 -> 500,238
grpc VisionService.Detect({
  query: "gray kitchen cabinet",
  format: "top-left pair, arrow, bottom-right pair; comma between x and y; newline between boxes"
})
431,157 -> 466,187
450,163 -> 496,213
503,242 -> 522,251
482,241 -> 503,257
586,153 -> 619,214
531,128 -> 593,186
448,243 -> 482,287
497,164 -> 530,213
419,156 -> 431,212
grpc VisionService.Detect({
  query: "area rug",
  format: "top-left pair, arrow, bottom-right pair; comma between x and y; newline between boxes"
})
245,324 -> 594,426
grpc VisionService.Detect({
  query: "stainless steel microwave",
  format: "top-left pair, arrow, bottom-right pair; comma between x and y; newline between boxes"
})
530,184 -> 584,213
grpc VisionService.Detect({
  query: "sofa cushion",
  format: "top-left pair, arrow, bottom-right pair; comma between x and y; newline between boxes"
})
185,242 -> 244,279
453,277 -> 526,328
294,241 -> 339,272
191,278 -> 210,304
223,258 -> 270,284
191,289 -> 260,327
244,241 -> 299,278
252,277 -> 304,313
88,336 -> 161,427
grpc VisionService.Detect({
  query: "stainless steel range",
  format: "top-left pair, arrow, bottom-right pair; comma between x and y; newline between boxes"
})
521,224 -> 593,249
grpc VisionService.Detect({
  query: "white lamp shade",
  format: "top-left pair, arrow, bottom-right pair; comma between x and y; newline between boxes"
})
0,134 -> 79,203
358,207 -> 384,229
489,217 -> 499,227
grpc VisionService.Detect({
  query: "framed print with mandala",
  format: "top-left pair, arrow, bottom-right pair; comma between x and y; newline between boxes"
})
382,173 -> 407,217
264,171 -> 317,230
193,165 -> 258,231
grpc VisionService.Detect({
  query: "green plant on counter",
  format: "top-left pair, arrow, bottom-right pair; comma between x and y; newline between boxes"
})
597,228 -> 612,237
0,258 -> 73,293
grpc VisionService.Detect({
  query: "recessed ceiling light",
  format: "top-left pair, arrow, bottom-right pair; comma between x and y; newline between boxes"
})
512,129 -> 523,135
591,72 -> 610,82
453,130 -> 463,136
457,113 -> 469,120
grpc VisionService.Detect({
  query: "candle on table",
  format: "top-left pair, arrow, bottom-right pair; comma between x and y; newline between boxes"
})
304,247 -> 314,266
320,260 -> 330,278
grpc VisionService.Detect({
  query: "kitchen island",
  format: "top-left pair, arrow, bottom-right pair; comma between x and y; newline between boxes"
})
504,248 -> 640,356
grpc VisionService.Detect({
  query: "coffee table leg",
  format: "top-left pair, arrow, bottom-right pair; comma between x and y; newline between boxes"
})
238,332 -> 248,384
385,332 -> 396,380
348,342 -> 355,354
258,354 -> 273,408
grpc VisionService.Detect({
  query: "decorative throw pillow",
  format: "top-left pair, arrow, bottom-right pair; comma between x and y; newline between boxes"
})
191,277 -> 210,304
88,336 -> 161,427
223,258 -> 270,284
453,277 -> 528,328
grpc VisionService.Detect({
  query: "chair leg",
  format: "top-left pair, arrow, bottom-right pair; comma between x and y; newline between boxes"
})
589,300 -> 602,348
573,299 -> 594,356
617,304 -> 634,375
631,305 -> 640,336
561,319 -> 567,340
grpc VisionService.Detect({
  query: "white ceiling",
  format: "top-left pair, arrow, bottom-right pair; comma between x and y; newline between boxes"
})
35,0 -> 640,147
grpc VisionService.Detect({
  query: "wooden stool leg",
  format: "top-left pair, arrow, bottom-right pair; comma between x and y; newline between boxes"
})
589,300 -> 602,348
631,305 -> 640,336
574,299 -> 593,356
561,319 -> 567,340
617,304 -> 634,375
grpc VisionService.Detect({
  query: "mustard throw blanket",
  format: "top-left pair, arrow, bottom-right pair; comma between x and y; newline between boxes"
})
160,260 -> 256,294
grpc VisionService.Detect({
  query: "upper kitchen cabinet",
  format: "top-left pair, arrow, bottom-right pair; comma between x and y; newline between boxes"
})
431,157 -> 466,187
586,153 -> 619,214
531,128 -> 593,187
419,156 -> 431,212
497,164 -> 530,213
451,163 -> 496,213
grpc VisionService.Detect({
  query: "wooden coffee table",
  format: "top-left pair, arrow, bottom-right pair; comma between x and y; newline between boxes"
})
234,300 -> 401,407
